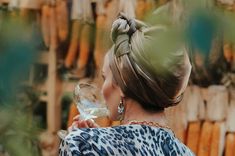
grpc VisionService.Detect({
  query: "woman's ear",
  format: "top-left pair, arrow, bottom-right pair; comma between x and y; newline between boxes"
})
117,87 -> 125,97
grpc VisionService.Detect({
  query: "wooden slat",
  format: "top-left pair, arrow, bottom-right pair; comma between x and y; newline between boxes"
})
210,122 -> 226,156
186,121 -> 201,155
198,121 -> 213,156
225,133 -> 235,156
47,47 -> 60,133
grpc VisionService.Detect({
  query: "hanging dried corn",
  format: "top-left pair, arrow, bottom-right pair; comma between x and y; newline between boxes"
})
41,1 -> 51,48
75,0 -> 95,75
64,20 -> 82,68
119,0 -> 136,18
223,42 -> 233,64
210,122 -> 226,156
135,0 -> 156,20
104,0 -> 119,27
18,0 -> 42,24
93,14 -> 106,78
65,0 -> 83,69
94,0 -> 119,76
225,133 -> 235,156
94,0 -> 137,85
9,0 -> 19,10
77,23 -> 94,76
49,0 -> 58,49
198,121 -> 213,156
93,0 -> 106,70
186,122 -> 201,155
56,0 -> 68,42
19,0 -> 42,10
145,0 -> 156,11
232,44 -> 235,72
135,0 -> 146,20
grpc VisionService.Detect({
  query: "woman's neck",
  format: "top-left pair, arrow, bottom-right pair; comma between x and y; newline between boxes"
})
121,99 -> 168,127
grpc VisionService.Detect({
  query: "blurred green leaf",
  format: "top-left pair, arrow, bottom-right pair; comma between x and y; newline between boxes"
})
0,14 -> 41,155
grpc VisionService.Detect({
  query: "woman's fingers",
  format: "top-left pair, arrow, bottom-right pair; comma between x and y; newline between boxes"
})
72,116 -> 91,128
68,118 -> 100,132
73,115 -> 80,121
87,119 -> 100,128
68,121 -> 79,132
80,120 -> 89,128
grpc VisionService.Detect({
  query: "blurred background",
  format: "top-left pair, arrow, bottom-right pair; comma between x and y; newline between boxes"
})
0,0 -> 235,156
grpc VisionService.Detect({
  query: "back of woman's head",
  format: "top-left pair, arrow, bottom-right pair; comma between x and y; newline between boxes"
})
108,14 -> 191,112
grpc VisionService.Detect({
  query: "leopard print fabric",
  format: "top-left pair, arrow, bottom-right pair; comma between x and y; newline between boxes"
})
59,125 -> 194,156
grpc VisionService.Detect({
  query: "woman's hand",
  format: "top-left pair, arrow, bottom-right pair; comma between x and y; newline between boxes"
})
68,115 -> 100,132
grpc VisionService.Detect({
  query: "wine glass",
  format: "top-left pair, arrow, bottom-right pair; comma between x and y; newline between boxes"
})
73,82 -> 110,120
58,82 -> 109,140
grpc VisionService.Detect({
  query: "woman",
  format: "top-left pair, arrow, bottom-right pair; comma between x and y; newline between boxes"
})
59,15 -> 194,156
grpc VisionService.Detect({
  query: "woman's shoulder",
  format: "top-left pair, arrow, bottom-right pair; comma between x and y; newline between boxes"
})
59,125 -> 132,155
59,125 -> 195,156
63,124 -> 173,143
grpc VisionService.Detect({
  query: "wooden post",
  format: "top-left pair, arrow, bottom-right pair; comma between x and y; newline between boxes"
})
47,47 -> 60,133
46,46 -> 61,156
38,48 -> 61,156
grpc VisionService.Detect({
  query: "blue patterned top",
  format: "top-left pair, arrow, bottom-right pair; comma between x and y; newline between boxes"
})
59,124 -> 194,156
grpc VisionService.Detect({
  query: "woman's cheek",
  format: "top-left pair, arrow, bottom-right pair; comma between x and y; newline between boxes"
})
102,80 -> 111,105
101,78 -> 120,120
